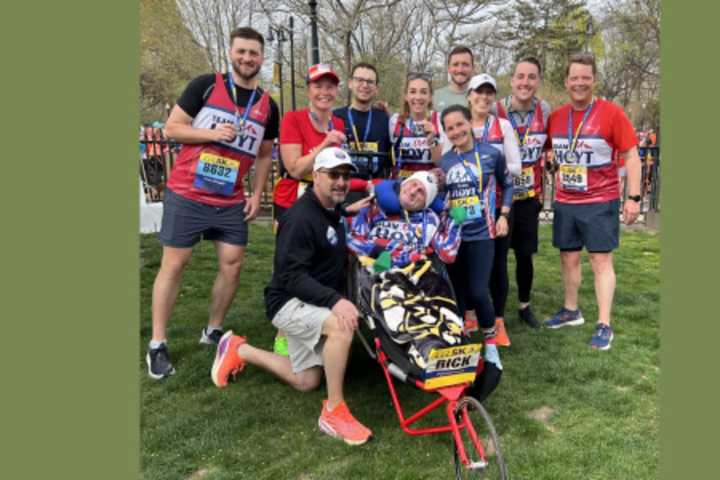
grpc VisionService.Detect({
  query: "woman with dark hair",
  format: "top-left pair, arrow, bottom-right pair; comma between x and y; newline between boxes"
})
388,73 -> 443,179
440,104 -> 512,376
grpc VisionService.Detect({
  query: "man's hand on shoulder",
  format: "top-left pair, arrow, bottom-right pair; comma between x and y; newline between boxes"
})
332,298 -> 359,331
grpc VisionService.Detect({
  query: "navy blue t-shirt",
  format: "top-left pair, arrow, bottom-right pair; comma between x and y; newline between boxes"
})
333,106 -> 392,179
441,141 -> 513,241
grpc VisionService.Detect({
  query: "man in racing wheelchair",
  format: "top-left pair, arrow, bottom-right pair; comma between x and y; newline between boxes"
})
346,170 -> 502,402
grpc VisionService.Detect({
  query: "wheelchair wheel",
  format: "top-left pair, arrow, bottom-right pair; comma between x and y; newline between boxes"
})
452,396 -> 507,480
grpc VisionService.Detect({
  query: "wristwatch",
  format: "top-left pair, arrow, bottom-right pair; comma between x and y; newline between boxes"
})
627,195 -> 641,203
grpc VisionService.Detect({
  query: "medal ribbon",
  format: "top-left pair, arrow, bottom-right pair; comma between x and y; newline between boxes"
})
227,73 -> 257,130
567,98 -> 595,154
506,97 -> 533,146
309,110 -> 334,133
347,108 -> 373,152
457,141 -> 484,196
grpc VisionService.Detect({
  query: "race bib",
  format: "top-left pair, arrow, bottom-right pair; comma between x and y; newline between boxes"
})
559,164 -> 588,191
513,166 -> 536,200
193,152 -> 239,196
422,343 -> 482,389
398,136 -> 432,164
351,141 -> 378,153
449,195 -> 483,221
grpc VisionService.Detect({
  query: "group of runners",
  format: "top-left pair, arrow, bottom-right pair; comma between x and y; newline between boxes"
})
146,26 -> 642,446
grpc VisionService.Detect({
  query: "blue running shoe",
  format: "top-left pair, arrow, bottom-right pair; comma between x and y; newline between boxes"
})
589,323 -> 614,350
544,307 -> 584,329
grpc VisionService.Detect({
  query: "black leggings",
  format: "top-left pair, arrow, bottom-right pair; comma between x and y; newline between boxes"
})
447,239 -> 495,330
490,237 -> 537,315
515,250 -> 534,303
489,234 -> 509,318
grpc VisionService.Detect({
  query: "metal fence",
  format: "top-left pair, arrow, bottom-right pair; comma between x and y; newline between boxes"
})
139,132 -> 660,223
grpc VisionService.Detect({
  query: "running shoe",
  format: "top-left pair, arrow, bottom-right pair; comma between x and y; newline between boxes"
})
518,305 -> 540,330
318,400 -> 372,446
494,318 -> 511,347
589,323 -> 614,351
544,307 -> 585,329
210,331 -> 246,388
146,344 -> 176,380
464,311 -> 479,335
273,335 -> 289,357
199,326 -> 225,345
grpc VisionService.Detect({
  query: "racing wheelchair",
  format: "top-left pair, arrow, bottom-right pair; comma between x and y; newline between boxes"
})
347,252 -> 508,479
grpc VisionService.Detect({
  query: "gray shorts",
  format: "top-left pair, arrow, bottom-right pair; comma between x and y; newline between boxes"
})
552,200 -> 620,252
271,298 -> 330,373
158,188 -> 248,248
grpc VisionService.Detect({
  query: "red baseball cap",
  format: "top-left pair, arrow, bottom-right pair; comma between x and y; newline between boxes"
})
306,63 -> 340,84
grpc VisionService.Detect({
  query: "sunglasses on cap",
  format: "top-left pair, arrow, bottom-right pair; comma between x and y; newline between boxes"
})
407,72 -> 432,82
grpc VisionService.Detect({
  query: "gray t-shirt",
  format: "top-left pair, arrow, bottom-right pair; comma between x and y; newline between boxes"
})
495,96 -> 551,126
434,86 -> 468,114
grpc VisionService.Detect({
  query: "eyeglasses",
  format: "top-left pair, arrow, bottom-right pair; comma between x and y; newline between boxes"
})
319,169 -> 351,181
351,76 -> 377,87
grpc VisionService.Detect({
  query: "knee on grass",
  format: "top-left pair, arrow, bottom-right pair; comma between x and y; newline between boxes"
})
292,371 -> 322,392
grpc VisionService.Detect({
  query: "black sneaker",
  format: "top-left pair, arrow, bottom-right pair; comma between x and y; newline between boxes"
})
146,344 -> 176,380
199,327 -> 224,345
519,305 -> 540,330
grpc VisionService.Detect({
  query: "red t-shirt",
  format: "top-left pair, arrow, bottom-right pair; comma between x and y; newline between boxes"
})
273,108 -> 345,208
545,98 -> 637,204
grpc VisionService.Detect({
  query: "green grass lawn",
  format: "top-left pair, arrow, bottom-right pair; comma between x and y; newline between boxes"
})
140,224 -> 659,480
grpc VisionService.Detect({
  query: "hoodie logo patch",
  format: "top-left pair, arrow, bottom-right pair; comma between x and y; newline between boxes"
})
326,226 -> 338,246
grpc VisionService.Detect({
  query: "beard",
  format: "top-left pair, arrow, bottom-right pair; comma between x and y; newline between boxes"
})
231,61 -> 261,82
451,73 -> 470,86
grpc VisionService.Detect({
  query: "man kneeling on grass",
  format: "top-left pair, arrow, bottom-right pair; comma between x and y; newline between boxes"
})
211,147 -> 374,446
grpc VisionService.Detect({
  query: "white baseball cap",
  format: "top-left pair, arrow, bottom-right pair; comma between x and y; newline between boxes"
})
467,73 -> 497,93
402,171 -> 438,208
313,147 -> 358,172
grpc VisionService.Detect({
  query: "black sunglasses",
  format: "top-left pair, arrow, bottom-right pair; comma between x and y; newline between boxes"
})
319,169 -> 351,181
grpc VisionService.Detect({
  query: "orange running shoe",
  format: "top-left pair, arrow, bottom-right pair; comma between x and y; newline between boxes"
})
211,330 -> 246,388
318,400 -> 372,446
464,310 -> 479,335
494,318 -> 511,347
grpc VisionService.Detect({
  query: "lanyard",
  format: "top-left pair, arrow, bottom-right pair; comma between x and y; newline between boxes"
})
309,110 -> 334,133
567,99 -> 595,153
347,108 -> 373,151
403,209 -> 427,250
457,141 -> 484,194
227,73 -> 256,130
506,97 -> 533,146
474,117 -> 490,144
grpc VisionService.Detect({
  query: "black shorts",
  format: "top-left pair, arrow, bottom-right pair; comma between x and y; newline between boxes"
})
509,198 -> 542,255
158,188 -> 248,248
552,199 -> 620,252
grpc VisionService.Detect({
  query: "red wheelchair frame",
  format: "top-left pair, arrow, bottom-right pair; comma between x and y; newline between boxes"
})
355,307 -> 507,478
